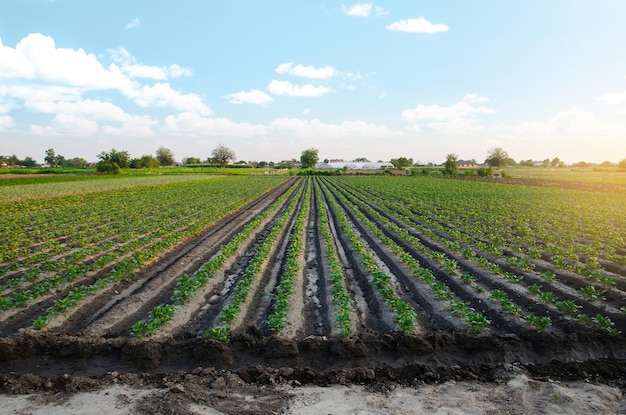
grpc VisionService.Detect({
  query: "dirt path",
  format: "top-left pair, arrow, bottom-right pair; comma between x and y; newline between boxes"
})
1,366 -> 624,415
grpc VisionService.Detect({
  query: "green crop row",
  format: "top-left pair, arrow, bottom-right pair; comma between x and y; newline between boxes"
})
266,179 -> 311,332
329,176 -> 623,334
23,177 -> 287,329
315,181 -> 355,336
131,181 -> 298,337
319,180 -> 417,334
204,181 -> 306,341
324,178 -> 492,333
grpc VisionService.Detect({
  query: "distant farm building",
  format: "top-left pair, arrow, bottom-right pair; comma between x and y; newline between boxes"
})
457,160 -> 479,168
315,161 -> 394,170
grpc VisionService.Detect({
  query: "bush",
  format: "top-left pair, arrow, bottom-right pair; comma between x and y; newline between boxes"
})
96,161 -> 121,174
476,167 -> 493,177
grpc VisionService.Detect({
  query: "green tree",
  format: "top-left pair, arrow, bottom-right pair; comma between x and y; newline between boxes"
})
17,157 -> 38,167
130,155 -> 160,168
66,157 -> 88,168
354,157 -> 370,162
444,154 -> 458,176
44,148 -> 57,167
212,144 -> 236,166
390,157 -> 412,169
619,158 -> 626,171
0,154 -> 18,166
97,148 -> 130,168
156,147 -> 175,166
96,148 -> 130,173
485,147 -> 509,169
182,156 -> 201,165
300,148 -> 319,168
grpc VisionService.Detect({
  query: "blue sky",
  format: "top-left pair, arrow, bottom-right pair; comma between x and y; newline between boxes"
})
1,1 -> 626,164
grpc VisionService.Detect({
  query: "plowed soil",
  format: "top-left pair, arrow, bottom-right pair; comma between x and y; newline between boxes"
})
1,176 -> 626,414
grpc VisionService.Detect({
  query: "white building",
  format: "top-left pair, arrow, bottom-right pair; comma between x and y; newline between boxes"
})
314,161 -> 394,170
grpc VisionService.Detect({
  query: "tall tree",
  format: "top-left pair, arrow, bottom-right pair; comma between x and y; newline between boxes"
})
44,148 -> 57,167
212,144 -> 236,166
485,147 -> 509,169
444,154 -> 458,176
300,148 -> 319,168
156,147 -> 175,166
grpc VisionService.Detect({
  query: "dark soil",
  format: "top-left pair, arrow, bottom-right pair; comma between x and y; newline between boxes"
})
1,176 -> 626,413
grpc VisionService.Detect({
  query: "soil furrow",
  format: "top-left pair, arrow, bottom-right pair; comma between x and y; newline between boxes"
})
319,181 -> 397,334
76,179 -> 297,337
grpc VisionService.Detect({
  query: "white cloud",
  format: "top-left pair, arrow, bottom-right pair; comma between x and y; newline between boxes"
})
24,99 -> 130,122
0,35 -> 209,121
128,82 -> 212,115
402,95 -> 495,134
0,84 -> 82,104
598,90 -> 626,105
101,116 -> 157,137
463,93 -> 489,104
302,108 -> 311,116
269,117 -> 402,139
375,6 -> 389,16
118,63 -> 192,80
342,3 -> 372,17
31,114 -> 99,136
0,37 -> 35,79
125,18 -> 141,30
108,47 -> 192,80
386,17 -> 449,34
499,108 -> 614,138
163,112 -> 266,136
0,115 -> 14,131
0,34 -> 133,90
275,62 -> 337,79
344,71 -> 366,81
224,89 -> 273,105
341,3 -> 387,17
162,113 -> 403,144
268,80 -> 334,97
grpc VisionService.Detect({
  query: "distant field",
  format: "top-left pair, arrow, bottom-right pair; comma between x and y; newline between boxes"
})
507,167 -> 626,183
0,174 -> 223,202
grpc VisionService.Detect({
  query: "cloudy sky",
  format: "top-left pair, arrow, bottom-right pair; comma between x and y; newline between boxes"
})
1,1 -> 626,164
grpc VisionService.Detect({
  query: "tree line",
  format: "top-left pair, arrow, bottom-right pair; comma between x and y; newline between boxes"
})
2,145 -> 625,172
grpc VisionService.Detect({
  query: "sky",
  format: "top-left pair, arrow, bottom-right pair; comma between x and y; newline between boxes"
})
1,1 -> 626,165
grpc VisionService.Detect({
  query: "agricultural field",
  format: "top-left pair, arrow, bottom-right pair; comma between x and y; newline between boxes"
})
1,173 -> 625,412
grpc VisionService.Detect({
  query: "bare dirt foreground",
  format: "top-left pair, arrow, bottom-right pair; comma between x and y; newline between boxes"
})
0,368 -> 624,414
